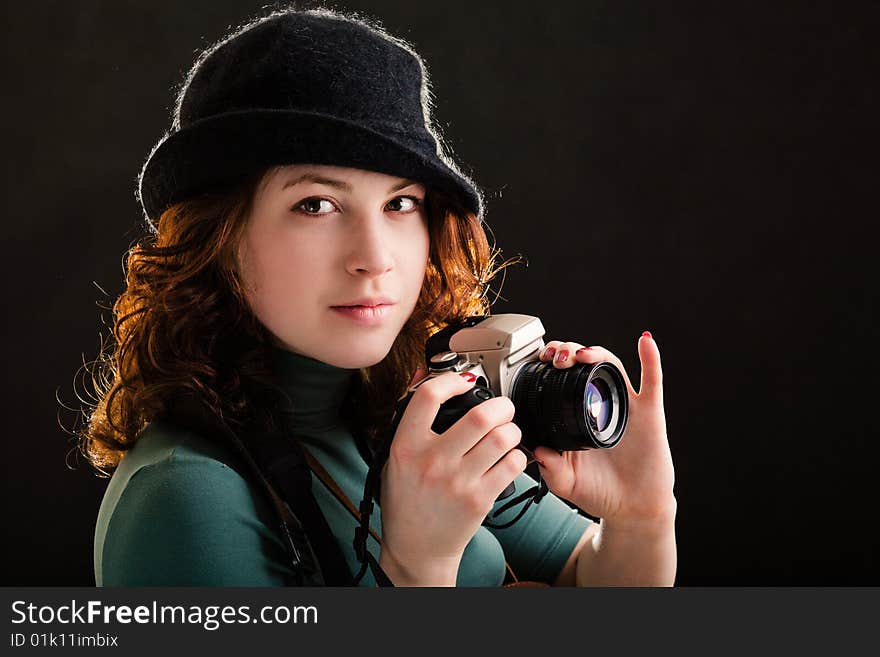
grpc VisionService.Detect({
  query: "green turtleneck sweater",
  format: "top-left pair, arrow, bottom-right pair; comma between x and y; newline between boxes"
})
94,347 -> 592,586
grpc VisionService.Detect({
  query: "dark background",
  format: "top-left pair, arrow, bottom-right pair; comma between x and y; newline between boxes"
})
4,0 -> 877,585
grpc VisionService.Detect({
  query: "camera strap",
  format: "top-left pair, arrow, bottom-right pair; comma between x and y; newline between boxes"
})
298,443 -> 393,586
158,390 -> 352,586
480,476 -> 551,530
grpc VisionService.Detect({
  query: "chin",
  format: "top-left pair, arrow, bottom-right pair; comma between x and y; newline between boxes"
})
325,354 -> 385,370
320,343 -> 394,370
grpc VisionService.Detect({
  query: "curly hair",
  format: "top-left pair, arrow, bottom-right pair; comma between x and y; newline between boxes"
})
70,169 -> 523,477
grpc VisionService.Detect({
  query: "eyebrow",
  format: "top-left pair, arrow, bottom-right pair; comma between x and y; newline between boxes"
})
281,173 -> 422,194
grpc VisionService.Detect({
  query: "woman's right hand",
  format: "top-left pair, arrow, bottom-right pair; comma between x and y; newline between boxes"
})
377,369 -> 529,586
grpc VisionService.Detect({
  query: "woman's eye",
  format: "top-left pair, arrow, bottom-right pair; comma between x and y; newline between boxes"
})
295,198 -> 336,215
293,195 -> 423,216
387,196 -> 424,213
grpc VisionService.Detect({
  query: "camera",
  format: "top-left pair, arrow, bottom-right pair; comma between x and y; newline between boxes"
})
410,313 -> 629,454
352,314 -> 630,580
385,313 -> 629,503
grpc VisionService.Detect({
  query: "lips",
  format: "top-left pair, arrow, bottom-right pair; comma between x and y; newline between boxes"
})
333,304 -> 389,309
330,303 -> 394,326
331,295 -> 397,307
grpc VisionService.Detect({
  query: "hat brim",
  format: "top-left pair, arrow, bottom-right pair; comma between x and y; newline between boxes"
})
138,109 -> 483,225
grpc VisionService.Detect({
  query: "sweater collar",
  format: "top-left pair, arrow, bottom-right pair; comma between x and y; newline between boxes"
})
269,345 -> 357,432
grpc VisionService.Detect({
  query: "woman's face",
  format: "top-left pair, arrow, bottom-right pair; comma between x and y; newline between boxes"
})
237,163 -> 430,369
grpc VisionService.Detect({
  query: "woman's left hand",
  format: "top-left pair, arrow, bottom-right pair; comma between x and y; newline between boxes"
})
530,333 -> 675,524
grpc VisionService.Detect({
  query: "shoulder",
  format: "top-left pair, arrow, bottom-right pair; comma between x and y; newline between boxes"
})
95,419 -> 294,586
123,423 -> 259,512
99,417 -> 259,516
102,416 -> 271,522
128,416 -> 248,471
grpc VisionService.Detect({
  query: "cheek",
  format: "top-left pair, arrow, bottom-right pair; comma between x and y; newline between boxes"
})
401,224 -> 430,297
240,230 -> 322,315
402,217 -> 430,264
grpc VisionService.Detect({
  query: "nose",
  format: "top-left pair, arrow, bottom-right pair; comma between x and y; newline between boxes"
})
344,212 -> 395,277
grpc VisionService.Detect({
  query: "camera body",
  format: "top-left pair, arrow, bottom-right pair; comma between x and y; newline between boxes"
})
405,313 -> 629,454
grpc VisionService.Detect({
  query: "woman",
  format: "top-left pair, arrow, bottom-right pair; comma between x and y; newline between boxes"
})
84,6 -> 676,587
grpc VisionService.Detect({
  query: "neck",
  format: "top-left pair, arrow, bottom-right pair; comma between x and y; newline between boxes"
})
269,345 -> 357,432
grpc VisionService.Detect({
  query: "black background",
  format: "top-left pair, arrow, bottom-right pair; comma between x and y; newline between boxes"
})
4,1 -> 877,585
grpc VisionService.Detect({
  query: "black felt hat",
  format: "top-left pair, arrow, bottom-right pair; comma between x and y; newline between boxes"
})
137,7 -> 484,231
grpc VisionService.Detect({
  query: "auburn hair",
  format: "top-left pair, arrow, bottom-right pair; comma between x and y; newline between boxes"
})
70,168 -> 523,476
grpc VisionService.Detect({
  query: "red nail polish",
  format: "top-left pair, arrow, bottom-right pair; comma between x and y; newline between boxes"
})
642,331 -> 652,339
576,347 -> 592,352
459,372 -> 476,382
556,349 -> 570,362
544,347 -> 556,359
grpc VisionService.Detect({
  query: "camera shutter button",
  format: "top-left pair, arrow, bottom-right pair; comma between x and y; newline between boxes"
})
429,350 -> 464,372
474,389 -> 492,400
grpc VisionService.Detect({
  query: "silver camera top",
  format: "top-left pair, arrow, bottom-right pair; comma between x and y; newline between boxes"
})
426,314 -> 546,398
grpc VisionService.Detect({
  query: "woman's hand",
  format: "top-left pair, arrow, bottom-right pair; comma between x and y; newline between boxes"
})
531,333 -> 675,525
378,369 -> 529,586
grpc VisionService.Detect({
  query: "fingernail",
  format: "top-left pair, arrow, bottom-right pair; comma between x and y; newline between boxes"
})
642,331 -> 653,339
576,347 -> 592,353
459,372 -> 476,382
544,346 -> 556,359
554,349 -> 569,363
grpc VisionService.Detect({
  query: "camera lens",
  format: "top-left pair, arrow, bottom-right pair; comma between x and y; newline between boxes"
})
510,359 -> 628,451
585,379 -> 611,432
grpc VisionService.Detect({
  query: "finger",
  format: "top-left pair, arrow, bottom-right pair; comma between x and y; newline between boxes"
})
441,395 -> 517,456
638,331 -> 663,405
550,341 -> 586,368
408,366 -> 427,387
461,421 -> 523,478
396,371 -> 477,448
538,340 -> 564,361
572,344 -> 637,400
481,446 -> 528,500
532,445 -> 576,496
